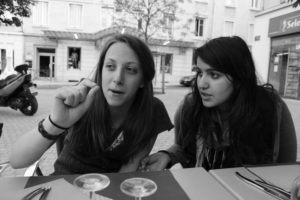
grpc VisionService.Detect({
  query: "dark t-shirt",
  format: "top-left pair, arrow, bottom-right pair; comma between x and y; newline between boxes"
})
53,97 -> 173,175
169,86 -> 296,169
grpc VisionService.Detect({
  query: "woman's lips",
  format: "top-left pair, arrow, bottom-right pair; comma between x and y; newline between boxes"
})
200,92 -> 212,99
110,89 -> 124,95
200,92 -> 211,97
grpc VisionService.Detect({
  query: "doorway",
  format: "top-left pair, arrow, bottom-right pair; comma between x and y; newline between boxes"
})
38,52 -> 55,79
268,52 -> 288,96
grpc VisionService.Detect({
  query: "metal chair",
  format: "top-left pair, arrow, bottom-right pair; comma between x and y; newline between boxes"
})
24,160 -> 44,176
0,161 -> 9,175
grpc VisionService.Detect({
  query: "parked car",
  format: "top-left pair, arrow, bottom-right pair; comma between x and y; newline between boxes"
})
179,74 -> 196,87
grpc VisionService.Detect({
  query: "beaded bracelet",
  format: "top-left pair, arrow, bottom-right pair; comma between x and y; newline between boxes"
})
38,119 -> 66,140
48,115 -> 69,130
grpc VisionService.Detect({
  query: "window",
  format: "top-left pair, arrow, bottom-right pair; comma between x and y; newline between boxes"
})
248,24 -> 254,44
225,0 -> 235,7
138,18 -> 142,30
69,4 -> 82,29
163,13 -> 174,36
251,0 -> 261,9
160,54 -> 173,74
115,3 -> 122,12
224,21 -> 234,36
32,1 -> 48,26
101,8 -> 114,28
0,48 -> 13,73
0,49 -> 6,72
68,47 -> 81,69
269,35 -> 300,99
102,0 -> 114,9
195,17 -> 204,37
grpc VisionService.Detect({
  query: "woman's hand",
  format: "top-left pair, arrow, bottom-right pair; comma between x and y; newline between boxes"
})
139,152 -> 171,171
49,79 -> 100,129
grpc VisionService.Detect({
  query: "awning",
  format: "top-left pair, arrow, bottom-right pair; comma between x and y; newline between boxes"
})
43,30 -> 95,40
43,26 -> 194,48
43,26 -> 140,41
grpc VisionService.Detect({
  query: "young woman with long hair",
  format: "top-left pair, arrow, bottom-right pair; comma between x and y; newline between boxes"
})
10,34 -> 173,174
141,36 -> 297,171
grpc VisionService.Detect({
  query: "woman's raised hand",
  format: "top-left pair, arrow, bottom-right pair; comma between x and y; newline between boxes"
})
49,79 -> 100,128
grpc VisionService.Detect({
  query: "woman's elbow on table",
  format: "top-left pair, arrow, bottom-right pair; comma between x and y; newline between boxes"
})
8,144 -> 38,169
9,138 -> 42,168
9,151 -> 30,169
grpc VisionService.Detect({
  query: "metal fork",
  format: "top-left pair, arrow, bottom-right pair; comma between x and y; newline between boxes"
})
236,171 -> 290,200
243,166 -> 291,195
21,186 -> 51,200
39,187 -> 51,200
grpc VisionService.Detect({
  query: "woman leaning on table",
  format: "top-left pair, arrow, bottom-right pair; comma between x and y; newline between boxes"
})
9,34 -> 173,174
141,36 -> 297,171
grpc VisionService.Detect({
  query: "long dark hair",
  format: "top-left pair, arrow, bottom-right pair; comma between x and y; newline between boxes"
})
178,36 -> 276,164
70,34 -> 155,162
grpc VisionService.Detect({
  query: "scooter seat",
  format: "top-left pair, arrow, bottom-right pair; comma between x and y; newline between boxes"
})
0,80 -> 6,89
0,75 -> 25,96
0,74 -> 21,89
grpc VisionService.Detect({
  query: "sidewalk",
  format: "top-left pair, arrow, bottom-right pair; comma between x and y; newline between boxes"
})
33,79 -> 176,94
34,80 -> 77,89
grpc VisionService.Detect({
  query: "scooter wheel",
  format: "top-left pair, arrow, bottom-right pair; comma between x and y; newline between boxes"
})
19,94 -> 38,116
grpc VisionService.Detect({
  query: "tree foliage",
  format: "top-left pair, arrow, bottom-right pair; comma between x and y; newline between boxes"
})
114,0 -> 183,43
0,0 -> 34,26
288,0 -> 300,7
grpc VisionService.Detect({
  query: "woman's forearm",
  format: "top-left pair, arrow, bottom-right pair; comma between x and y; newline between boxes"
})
9,117 -> 63,168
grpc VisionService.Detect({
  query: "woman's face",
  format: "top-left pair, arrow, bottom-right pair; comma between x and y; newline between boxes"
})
196,57 -> 234,109
102,42 -> 144,109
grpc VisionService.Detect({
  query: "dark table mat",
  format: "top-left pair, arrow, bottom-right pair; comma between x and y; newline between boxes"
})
25,170 -> 190,200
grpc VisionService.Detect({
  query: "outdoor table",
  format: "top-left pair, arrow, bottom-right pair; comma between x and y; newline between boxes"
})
209,163 -> 300,200
0,167 -> 235,200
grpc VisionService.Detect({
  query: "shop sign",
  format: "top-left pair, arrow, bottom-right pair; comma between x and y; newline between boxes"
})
269,10 -> 300,37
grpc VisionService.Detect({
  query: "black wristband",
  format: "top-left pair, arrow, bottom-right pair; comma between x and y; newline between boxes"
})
38,119 -> 66,140
48,115 -> 69,130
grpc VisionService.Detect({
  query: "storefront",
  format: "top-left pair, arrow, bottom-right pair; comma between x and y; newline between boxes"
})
39,26 -> 194,85
268,10 -> 300,100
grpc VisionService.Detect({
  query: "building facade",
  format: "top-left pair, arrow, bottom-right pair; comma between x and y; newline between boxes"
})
252,0 -> 300,100
0,0 -> 261,86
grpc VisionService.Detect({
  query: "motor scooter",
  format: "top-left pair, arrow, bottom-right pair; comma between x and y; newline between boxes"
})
0,64 -> 38,116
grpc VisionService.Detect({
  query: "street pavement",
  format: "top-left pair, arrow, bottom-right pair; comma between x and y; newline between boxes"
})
0,84 -> 299,177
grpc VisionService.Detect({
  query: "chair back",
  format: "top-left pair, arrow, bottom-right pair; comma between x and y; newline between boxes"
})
56,134 -> 66,156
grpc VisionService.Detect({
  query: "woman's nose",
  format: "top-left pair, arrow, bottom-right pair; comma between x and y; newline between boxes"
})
197,75 -> 209,89
113,68 -> 124,85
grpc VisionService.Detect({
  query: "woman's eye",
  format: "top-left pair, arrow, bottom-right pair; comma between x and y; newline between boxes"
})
105,64 -> 115,70
126,66 -> 138,74
210,72 -> 221,79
